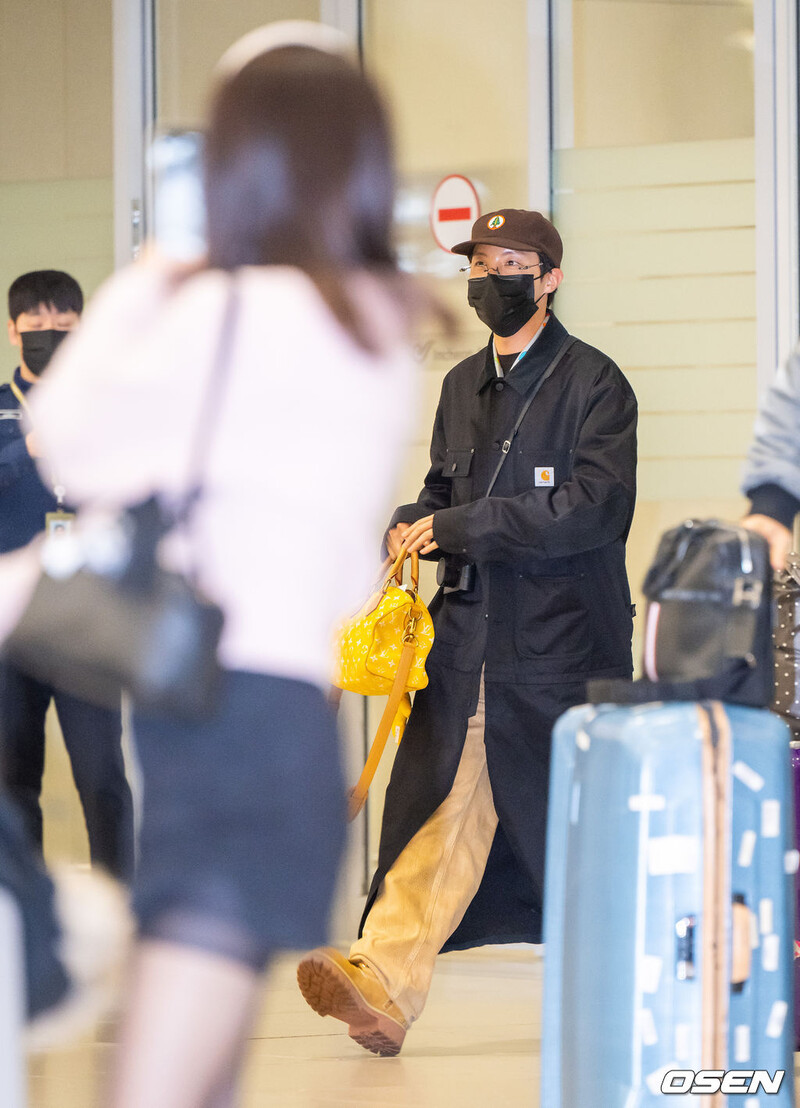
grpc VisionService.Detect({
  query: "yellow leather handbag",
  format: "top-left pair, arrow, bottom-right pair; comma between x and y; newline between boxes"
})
333,549 -> 434,819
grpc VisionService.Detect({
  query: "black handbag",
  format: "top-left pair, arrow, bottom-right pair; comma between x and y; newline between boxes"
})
5,286 -> 239,721
589,519 -> 773,707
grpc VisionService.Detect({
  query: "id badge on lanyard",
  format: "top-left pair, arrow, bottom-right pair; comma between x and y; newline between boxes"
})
45,509 -> 75,538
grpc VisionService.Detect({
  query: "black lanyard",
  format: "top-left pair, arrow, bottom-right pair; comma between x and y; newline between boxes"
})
483,336 -> 576,498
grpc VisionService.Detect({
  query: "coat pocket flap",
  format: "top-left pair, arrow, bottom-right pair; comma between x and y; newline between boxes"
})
444,448 -> 474,477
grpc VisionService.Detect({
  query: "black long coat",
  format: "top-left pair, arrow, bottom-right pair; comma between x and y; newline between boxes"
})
359,314 -> 638,948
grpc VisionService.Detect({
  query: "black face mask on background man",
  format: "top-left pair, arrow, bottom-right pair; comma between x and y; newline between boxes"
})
467,272 -> 547,338
20,329 -> 70,377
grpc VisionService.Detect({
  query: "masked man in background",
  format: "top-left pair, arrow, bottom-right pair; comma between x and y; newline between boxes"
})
299,210 -> 638,1055
0,270 -> 133,881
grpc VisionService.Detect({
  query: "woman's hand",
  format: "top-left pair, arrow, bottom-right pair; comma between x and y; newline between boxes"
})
386,523 -> 409,559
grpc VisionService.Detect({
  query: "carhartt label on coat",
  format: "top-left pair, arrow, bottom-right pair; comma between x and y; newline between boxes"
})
737,829 -> 757,868
534,466 -> 554,486
785,849 -> 800,874
648,835 -> 699,875
761,799 -> 781,838
641,954 -> 662,994
762,934 -> 780,972
629,793 -> 666,812
734,1024 -> 751,1063
759,898 -> 774,935
733,761 -> 765,792
766,1000 -> 788,1038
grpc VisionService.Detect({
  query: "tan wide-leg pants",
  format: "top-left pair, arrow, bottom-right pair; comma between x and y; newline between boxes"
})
349,676 -> 498,1023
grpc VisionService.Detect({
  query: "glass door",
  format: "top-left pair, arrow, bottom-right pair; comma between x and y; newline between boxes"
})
551,0 -> 759,658
153,0 -> 322,131
114,0 -> 338,265
360,0 -> 547,878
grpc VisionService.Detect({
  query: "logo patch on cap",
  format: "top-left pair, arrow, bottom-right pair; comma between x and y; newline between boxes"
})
487,215 -> 505,229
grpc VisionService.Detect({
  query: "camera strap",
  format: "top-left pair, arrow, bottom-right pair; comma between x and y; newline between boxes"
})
484,335 -> 576,498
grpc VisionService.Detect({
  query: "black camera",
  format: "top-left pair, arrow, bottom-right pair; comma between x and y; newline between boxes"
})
436,558 -> 476,594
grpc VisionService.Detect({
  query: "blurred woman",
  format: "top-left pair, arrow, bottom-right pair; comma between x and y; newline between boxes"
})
28,22 -> 435,1108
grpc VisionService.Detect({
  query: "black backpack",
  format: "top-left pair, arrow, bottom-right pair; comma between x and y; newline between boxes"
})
589,519 -> 773,707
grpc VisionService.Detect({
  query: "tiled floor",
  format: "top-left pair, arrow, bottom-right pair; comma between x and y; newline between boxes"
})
22,716 -> 800,1107
28,709 -> 545,1107
27,947 -> 541,1108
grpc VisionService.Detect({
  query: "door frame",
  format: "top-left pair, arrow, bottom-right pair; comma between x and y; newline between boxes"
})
754,0 -> 799,390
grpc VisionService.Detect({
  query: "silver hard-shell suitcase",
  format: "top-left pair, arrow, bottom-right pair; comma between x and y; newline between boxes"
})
542,700 -> 796,1107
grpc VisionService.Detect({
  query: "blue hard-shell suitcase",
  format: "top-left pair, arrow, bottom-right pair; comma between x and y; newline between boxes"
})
542,701 -> 796,1107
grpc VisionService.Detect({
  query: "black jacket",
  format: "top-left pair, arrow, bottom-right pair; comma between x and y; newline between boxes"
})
392,312 -> 638,683
361,314 -> 638,949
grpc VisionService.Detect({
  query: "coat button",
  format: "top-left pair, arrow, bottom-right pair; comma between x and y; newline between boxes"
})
494,382 -> 504,392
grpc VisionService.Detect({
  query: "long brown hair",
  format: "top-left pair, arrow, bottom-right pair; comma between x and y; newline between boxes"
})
205,45 -> 441,350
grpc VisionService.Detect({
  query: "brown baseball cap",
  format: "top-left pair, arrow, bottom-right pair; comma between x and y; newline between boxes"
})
451,208 -> 563,268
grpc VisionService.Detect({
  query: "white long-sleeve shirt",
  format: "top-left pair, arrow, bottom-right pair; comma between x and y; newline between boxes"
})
30,262 -> 416,687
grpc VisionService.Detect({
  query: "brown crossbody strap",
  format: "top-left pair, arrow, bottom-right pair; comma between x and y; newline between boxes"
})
346,637 -> 416,822
345,642 -> 414,824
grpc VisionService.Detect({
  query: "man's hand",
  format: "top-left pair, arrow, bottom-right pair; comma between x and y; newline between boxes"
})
400,514 -> 439,556
386,523 -> 411,560
741,513 -> 793,572
25,431 -> 43,459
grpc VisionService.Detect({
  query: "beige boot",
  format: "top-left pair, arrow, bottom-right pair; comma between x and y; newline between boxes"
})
297,947 -> 409,1057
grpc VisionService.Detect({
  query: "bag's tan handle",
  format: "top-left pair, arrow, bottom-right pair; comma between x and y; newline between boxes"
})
385,548 -> 419,593
347,637 -> 415,821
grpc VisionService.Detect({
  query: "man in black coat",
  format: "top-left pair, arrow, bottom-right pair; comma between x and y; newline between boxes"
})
298,209 -> 638,1055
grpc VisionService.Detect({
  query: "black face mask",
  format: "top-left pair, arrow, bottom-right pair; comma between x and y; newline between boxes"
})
20,329 -> 70,376
467,273 -> 546,338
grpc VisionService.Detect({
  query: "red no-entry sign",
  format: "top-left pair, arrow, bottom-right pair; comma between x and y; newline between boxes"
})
430,175 -> 480,253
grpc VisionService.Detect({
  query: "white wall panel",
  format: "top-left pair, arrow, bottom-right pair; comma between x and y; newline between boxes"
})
575,320 -> 756,370
556,182 -> 755,236
626,366 -> 757,413
561,273 -> 755,326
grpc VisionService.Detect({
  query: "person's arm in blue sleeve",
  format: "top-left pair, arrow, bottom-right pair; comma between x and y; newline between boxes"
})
404,374 -> 637,563
741,345 -> 800,569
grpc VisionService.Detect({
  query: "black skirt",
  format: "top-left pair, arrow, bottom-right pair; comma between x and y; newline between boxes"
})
131,670 -> 345,970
